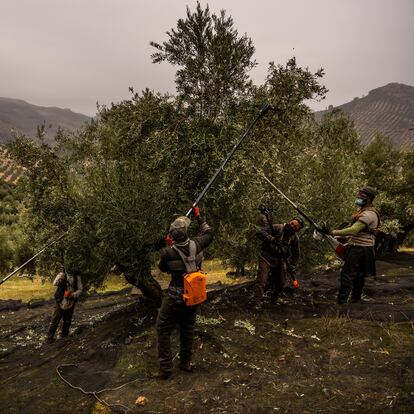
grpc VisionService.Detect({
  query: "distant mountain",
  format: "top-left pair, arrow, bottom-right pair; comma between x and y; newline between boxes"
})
0,97 -> 90,145
317,83 -> 414,149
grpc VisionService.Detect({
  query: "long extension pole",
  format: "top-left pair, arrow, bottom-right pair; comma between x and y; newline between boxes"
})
260,173 -> 322,231
185,104 -> 271,217
0,232 -> 67,285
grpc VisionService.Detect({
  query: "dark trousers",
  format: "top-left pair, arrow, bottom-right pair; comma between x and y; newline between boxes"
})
338,245 -> 375,304
253,256 -> 286,303
156,295 -> 198,374
47,304 -> 75,339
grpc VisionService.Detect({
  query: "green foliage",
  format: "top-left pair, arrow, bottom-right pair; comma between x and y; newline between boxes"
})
0,226 -> 14,274
151,1 -> 255,120
362,135 -> 414,244
0,177 -> 35,275
362,134 -> 400,190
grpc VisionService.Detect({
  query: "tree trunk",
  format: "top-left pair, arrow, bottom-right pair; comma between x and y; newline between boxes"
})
397,224 -> 414,247
114,262 -> 163,307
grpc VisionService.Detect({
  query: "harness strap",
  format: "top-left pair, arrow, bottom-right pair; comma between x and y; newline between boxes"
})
173,240 -> 198,273
352,207 -> 381,234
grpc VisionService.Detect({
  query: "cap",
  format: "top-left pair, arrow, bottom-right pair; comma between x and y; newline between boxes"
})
359,186 -> 376,200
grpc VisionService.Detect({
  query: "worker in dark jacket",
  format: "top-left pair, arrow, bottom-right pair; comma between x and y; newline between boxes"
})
47,271 -> 82,342
321,186 -> 380,304
156,207 -> 213,379
253,217 -> 304,306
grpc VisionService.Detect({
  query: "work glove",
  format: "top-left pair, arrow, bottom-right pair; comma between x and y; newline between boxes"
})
192,206 -> 200,219
64,290 -> 72,298
312,229 -> 324,240
164,233 -> 174,247
319,222 -> 332,236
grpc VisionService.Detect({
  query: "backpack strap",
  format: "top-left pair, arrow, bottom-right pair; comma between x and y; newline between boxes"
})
173,240 -> 198,273
352,207 -> 381,234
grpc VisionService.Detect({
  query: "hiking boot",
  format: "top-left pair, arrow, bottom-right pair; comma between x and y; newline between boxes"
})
270,294 -> 279,304
350,297 -> 363,304
179,361 -> 193,373
156,371 -> 172,380
45,337 -> 55,344
337,296 -> 348,305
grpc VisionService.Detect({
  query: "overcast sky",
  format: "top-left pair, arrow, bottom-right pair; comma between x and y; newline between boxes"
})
1,0 -> 413,116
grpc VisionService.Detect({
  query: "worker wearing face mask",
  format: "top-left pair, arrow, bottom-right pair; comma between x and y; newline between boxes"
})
320,187 -> 380,304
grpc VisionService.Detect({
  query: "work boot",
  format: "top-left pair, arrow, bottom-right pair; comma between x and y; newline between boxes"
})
156,371 -> 172,380
179,361 -> 193,373
270,293 -> 279,304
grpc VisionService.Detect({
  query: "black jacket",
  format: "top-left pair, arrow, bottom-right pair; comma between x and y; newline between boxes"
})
158,224 -> 214,288
256,223 -> 300,266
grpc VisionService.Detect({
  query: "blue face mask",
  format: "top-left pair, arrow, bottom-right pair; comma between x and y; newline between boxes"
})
355,198 -> 367,207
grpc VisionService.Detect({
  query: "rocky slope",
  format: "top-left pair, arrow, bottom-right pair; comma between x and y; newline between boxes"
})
318,83 -> 414,149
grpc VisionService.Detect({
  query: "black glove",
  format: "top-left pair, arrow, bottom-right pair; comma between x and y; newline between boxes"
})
320,222 -> 332,236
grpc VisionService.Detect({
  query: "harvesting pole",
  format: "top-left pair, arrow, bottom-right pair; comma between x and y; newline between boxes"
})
0,233 -> 67,285
185,104 -> 271,217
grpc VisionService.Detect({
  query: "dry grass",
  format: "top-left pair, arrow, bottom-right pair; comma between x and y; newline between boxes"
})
0,275 -> 55,302
319,314 -> 353,337
202,259 -> 249,285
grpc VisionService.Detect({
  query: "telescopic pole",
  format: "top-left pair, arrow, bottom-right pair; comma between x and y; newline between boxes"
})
260,173 -> 322,231
0,232 -> 67,285
185,104 -> 271,217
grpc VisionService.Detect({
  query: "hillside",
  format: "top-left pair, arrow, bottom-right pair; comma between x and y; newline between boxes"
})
0,97 -> 90,145
318,83 -> 414,149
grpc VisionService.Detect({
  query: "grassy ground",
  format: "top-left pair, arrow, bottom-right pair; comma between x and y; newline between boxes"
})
0,260 -> 241,303
0,275 -> 55,302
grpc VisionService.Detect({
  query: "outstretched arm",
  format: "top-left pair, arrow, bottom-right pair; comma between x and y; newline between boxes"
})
332,221 -> 366,237
193,208 -> 214,250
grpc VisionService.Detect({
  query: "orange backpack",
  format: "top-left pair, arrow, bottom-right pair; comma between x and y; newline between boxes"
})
173,241 -> 207,306
183,270 -> 207,306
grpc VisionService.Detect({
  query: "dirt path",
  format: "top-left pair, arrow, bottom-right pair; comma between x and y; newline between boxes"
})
1,253 -> 413,413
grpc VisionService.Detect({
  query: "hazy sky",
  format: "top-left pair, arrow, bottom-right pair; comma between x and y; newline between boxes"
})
1,0 -> 413,116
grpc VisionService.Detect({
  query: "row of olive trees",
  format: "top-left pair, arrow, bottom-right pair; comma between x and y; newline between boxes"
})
7,3 -> 373,293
